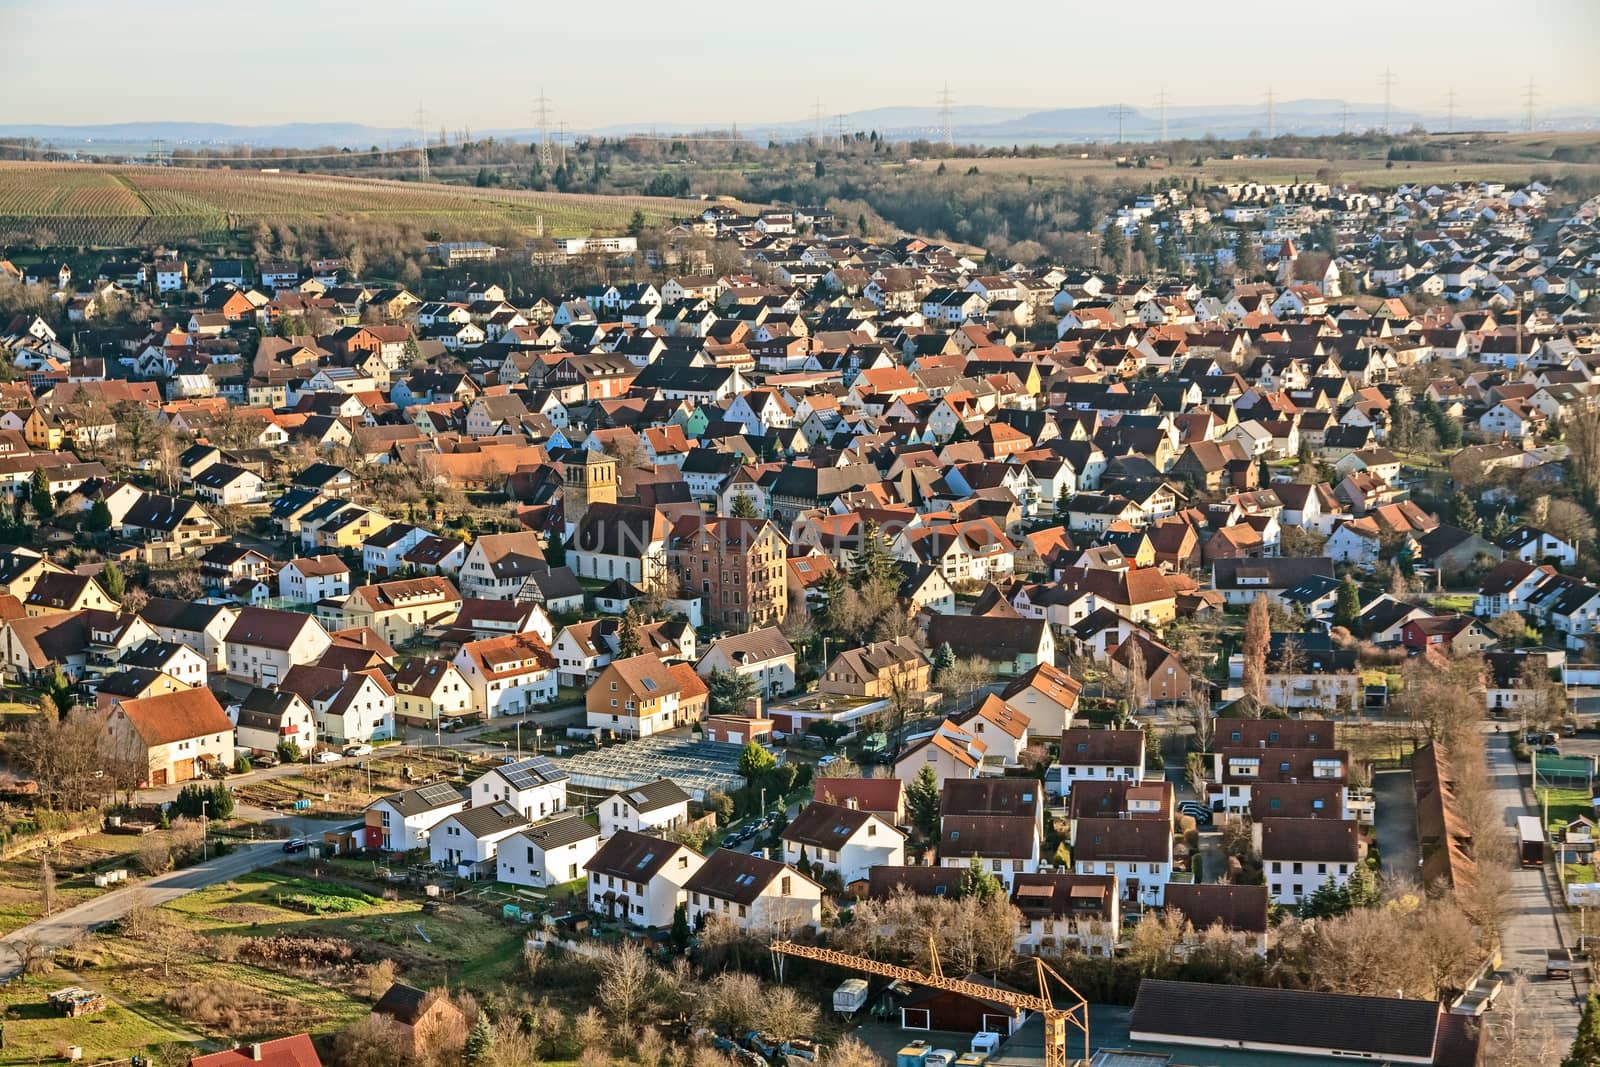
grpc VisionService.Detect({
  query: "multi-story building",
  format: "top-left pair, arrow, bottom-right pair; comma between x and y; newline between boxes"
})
667,516 -> 789,630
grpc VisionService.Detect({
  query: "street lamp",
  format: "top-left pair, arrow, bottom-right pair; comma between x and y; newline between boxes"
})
515,720 -> 522,759
201,798 -> 209,863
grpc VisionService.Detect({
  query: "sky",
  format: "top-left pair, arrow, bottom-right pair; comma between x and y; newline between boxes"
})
2,0 -> 1597,130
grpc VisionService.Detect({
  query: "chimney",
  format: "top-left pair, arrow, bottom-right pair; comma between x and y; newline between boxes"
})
341,664 -> 349,682
250,1044 -> 264,1062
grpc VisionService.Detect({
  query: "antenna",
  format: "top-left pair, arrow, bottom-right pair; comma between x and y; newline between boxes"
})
1523,81 -> 1538,133
1444,87 -> 1457,134
534,88 -> 555,170
1379,67 -> 1397,133
1109,103 -> 1130,145
1154,89 -> 1171,143
1264,86 -> 1276,140
937,83 -> 955,147
413,104 -> 429,182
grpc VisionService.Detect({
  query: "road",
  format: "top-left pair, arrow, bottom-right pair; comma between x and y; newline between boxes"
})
1372,769 -> 1420,882
1485,732 -> 1585,1046
0,835 -> 338,979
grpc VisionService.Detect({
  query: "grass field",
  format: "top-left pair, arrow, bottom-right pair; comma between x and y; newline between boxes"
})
11,868 -> 531,1059
907,132 -> 1600,189
0,162 -> 719,246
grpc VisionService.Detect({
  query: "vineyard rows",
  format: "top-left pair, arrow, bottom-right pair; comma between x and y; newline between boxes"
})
0,163 -> 712,248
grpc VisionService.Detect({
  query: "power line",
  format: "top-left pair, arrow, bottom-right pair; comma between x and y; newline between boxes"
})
534,88 -> 554,170
1379,66 -> 1397,134
1523,80 -> 1538,133
1154,89 -> 1171,143
936,83 -> 955,147
1109,102 -> 1130,145
413,104 -> 428,182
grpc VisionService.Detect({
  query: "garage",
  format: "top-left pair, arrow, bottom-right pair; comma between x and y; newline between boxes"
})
171,757 -> 195,782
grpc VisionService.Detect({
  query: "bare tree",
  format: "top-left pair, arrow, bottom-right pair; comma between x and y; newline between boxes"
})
599,939 -> 658,1027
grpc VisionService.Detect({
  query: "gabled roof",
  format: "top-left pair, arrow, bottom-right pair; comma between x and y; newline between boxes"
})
585,828 -> 692,881
614,777 -> 692,813
113,687 -> 232,747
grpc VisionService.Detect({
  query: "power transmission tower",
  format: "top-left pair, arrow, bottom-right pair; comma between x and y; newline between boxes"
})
812,98 -> 823,145
1379,67 -> 1397,133
1109,103 -> 1130,145
1154,89 -> 1171,143
413,105 -> 429,181
534,88 -> 554,170
1523,81 -> 1538,132
1339,101 -> 1351,136
1265,86 -> 1276,140
937,83 -> 955,146
1444,87 -> 1457,134
835,113 -> 846,150
556,121 -> 567,169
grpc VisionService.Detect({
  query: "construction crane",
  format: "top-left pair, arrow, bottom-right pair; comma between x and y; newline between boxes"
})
769,938 -> 1090,1067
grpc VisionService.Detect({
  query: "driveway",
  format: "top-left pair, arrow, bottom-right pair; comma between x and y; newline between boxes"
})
1372,769 -> 1420,883
1485,733 -> 1585,1046
0,839 -> 310,978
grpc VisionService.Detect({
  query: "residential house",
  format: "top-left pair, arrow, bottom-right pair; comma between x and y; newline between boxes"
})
224,607 -> 332,686
429,802 -> 530,878
364,782 -> 468,852
684,850 -> 823,933
584,829 -> 705,927
598,778 -> 693,839
452,632 -> 558,718
469,755 -> 568,821
780,800 -> 905,885
496,814 -> 600,888
105,688 -> 235,786
696,627 -> 797,698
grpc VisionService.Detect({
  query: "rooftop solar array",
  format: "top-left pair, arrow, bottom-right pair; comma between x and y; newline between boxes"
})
499,755 -> 566,788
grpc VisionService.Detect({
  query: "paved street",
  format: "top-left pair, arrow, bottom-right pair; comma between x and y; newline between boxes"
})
0,835 -> 338,979
1371,768 -> 1420,882
1485,733 -> 1585,1046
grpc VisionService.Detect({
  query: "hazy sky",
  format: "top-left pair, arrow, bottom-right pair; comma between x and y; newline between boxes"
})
3,0 -> 1597,129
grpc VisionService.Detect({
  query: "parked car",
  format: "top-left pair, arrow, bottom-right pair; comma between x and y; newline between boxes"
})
343,743 -> 373,757
440,718 -> 465,732
251,752 -> 280,768
281,838 -> 308,853
925,1051 -> 958,1067
314,750 -> 343,763
1539,746 -> 1562,757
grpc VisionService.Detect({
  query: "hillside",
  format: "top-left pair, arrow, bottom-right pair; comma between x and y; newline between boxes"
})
0,163 -> 718,247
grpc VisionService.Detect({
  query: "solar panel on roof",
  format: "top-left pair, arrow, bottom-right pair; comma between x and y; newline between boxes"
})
415,782 -> 460,805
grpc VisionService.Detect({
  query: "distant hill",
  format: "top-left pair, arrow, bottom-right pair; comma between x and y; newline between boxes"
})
3,99 -> 1589,153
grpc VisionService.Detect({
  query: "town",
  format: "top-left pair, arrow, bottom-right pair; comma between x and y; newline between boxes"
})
0,132 -> 1597,1067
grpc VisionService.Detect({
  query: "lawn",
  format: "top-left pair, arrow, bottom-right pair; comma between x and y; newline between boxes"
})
1539,787 -> 1593,829
0,829 -> 200,937
0,974 -> 196,1066
1427,594 -> 1477,614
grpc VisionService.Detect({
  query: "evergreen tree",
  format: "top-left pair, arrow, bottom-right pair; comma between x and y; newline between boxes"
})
1100,225 -> 1127,272
737,738 -> 776,780
463,1016 -> 494,1065
1298,877 -> 1348,919
730,493 -> 758,519
959,854 -> 1002,902
544,532 -> 565,569
906,765 -> 942,840
1333,579 -> 1362,632
100,562 -> 125,601
29,468 -> 50,519
87,499 -> 112,532
814,159 -> 826,179
1233,229 -> 1259,277
1563,993 -> 1600,1067
1343,861 -> 1379,910
670,902 -> 692,953
617,608 -> 644,657
849,519 -> 897,588
932,642 -> 957,682
1446,489 -> 1480,533
714,669 -> 761,719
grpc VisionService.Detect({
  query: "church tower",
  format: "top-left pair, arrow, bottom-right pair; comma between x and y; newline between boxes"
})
564,449 -> 618,532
